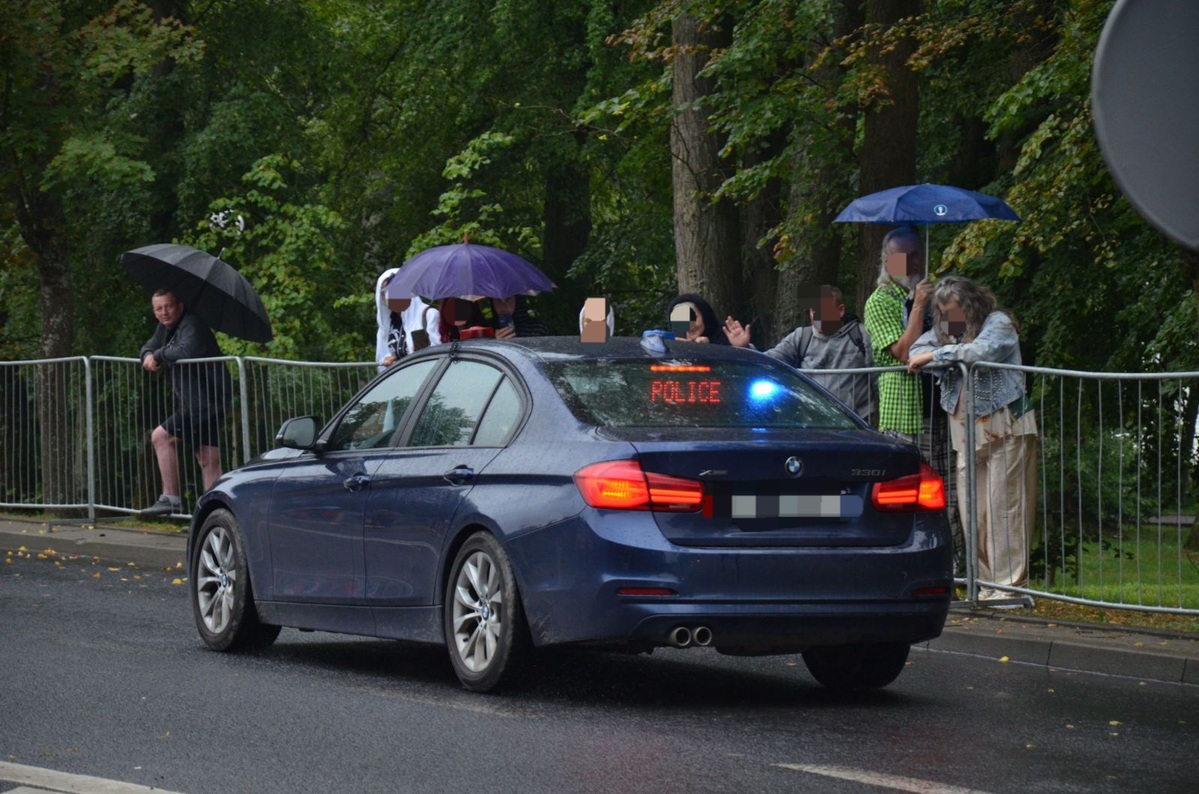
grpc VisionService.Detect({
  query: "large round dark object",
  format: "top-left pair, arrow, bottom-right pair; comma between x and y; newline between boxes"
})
1092,0 -> 1199,251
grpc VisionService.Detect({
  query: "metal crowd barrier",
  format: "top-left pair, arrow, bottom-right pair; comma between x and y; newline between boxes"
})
2,354 -> 1196,615
1,356 -> 375,519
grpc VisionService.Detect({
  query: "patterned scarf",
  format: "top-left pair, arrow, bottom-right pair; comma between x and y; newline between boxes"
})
387,311 -> 407,359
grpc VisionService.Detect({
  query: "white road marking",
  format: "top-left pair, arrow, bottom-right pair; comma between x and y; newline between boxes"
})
0,761 -> 187,794
773,763 -> 998,794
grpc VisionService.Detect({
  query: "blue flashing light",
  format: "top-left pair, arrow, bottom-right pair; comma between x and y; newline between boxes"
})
749,379 -> 779,400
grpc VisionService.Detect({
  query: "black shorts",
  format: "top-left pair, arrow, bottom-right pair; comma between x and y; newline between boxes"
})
161,408 -> 225,448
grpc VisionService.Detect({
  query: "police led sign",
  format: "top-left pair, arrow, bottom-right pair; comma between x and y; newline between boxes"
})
649,364 -> 721,404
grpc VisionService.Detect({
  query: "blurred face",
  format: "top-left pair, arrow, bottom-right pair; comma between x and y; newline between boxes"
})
885,239 -> 924,289
808,296 -> 845,334
937,299 -> 968,337
450,299 -> 474,327
580,297 -> 608,343
670,303 -> 699,339
491,296 -> 516,316
152,293 -> 183,329
381,276 -> 411,313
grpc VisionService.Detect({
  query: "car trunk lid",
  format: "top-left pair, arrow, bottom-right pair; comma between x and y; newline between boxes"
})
625,430 -> 928,548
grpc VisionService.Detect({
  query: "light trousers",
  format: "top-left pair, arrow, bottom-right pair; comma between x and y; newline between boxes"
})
952,415 -> 1038,588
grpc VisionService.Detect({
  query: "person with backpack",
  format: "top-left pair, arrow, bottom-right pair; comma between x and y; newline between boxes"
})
375,268 -> 442,372
726,284 -> 875,424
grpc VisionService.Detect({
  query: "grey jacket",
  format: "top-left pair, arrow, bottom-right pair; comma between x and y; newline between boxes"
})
910,310 -> 1026,419
139,312 -> 232,413
765,319 -> 876,421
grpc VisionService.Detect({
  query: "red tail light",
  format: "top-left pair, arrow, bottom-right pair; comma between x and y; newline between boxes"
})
871,463 -> 946,511
574,460 -> 703,512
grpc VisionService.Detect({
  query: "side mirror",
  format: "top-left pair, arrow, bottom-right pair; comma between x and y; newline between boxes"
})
276,416 -> 321,450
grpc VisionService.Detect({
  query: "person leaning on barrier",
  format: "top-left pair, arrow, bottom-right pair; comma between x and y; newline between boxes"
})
726,284 -> 876,425
138,289 -> 232,516
865,227 -> 965,575
375,268 -> 442,372
907,275 -> 1038,605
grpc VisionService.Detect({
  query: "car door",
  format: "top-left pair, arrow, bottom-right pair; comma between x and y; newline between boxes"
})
364,357 -> 524,616
266,358 -> 440,621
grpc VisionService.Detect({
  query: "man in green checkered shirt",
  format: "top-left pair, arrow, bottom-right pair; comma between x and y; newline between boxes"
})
865,226 -> 964,573
865,227 -> 933,439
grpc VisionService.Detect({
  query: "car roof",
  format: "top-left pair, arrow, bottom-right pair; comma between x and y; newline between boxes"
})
446,335 -> 771,365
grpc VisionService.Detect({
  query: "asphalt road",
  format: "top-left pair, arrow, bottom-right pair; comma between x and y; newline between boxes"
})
2,552 -> 1197,794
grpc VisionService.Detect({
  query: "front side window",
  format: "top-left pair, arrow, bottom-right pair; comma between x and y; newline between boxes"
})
326,360 -> 438,451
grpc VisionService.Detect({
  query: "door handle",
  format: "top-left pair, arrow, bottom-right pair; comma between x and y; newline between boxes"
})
343,473 -> 370,491
443,466 -> 475,486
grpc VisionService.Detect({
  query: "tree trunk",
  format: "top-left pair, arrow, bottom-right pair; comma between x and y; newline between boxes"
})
671,14 -> 741,319
780,0 -> 865,336
854,0 -> 921,313
543,140 -> 592,335
741,128 -> 787,347
35,236 -> 77,509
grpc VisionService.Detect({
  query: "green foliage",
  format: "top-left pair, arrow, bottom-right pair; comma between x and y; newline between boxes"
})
1,0 -> 1194,377
408,131 -> 541,257
185,155 -> 353,361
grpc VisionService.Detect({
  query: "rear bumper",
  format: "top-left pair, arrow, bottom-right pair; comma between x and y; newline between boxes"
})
505,508 -> 953,651
626,602 -> 949,654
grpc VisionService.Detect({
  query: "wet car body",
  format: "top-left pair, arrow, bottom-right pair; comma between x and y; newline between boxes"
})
188,336 -> 952,691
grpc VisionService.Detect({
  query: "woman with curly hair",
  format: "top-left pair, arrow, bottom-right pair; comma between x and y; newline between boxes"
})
908,275 -> 1037,606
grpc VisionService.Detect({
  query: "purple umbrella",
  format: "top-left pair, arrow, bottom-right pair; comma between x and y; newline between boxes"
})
385,243 -> 556,303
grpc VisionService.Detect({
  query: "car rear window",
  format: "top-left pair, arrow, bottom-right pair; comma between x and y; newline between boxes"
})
544,359 -> 859,429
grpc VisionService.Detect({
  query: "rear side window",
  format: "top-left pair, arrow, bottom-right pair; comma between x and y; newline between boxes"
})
473,378 -> 522,446
544,359 -> 857,429
408,360 -> 504,447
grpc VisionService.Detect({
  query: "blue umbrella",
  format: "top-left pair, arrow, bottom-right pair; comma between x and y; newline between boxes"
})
834,183 -> 1020,270
385,242 -> 556,303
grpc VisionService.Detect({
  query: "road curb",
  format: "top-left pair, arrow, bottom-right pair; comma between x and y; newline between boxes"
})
926,612 -> 1199,686
0,517 -> 188,571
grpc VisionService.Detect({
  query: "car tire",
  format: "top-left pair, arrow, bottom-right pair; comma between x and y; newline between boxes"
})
191,509 -> 281,653
802,642 -> 910,691
444,532 -> 529,692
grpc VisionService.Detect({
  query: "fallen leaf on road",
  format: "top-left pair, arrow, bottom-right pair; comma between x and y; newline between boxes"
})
999,656 -> 1010,663
172,578 -> 184,585
1109,720 -> 1122,726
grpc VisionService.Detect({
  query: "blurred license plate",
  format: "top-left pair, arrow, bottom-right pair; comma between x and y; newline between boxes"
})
703,493 -> 864,519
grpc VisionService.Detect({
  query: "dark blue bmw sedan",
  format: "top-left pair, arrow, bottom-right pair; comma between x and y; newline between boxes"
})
188,336 -> 952,692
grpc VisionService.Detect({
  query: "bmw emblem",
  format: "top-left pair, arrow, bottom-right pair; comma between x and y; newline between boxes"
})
784,456 -> 803,477
933,203 -> 948,217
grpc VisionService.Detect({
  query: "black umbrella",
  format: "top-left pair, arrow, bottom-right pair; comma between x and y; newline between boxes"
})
121,243 -> 273,342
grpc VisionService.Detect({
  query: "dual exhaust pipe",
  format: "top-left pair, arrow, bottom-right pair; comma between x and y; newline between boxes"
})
668,625 -> 713,648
